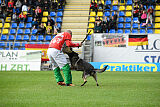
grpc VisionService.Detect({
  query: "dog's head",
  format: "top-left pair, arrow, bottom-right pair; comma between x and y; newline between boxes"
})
63,47 -> 79,59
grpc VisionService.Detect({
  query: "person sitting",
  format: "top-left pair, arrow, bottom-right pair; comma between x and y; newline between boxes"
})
54,22 -> 60,35
15,0 -> 22,10
44,0 -> 50,12
109,16 -> 117,30
27,6 -> 33,16
94,16 -> 102,33
97,1 -> 103,11
35,6 -> 42,21
32,18 -> 39,29
22,4 -> 28,12
13,6 -> 20,15
35,23 -> 46,35
19,12 -> 27,22
113,11 -> 118,21
47,16 -> 55,28
147,6 -> 153,16
102,16 -> 109,33
141,10 -> 147,24
46,22 -> 52,34
90,1 -> 97,13
133,4 -> 139,17
146,12 -> 152,26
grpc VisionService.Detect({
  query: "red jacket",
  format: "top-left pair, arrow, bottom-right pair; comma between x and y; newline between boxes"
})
49,32 -> 80,50
8,2 -> 14,7
19,14 -> 26,18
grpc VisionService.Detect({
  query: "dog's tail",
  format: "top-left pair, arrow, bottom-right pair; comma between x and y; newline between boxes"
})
94,65 -> 108,73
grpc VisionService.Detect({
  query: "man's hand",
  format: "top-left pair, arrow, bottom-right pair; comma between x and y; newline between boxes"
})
79,42 -> 82,47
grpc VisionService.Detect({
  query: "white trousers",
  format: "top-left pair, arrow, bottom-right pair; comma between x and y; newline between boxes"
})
47,48 -> 68,70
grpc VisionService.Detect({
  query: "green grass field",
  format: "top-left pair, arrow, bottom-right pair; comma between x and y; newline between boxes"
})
0,71 -> 160,107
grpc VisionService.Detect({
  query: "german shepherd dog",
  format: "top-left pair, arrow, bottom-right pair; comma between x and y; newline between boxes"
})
63,47 -> 108,86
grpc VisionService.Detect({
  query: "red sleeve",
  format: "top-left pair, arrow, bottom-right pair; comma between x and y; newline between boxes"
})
65,40 -> 80,47
95,4 -> 97,7
90,4 -> 91,7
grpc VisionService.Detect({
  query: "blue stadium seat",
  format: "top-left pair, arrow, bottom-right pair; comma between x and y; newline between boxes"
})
37,41 -> 43,44
14,42 -> 20,47
109,29 -> 116,33
57,11 -> 63,17
11,23 -> 17,28
0,41 -> 5,47
112,6 -> 118,11
7,42 -> 13,47
30,35 -> 37,41
125,29 -> 130,33
104,11 -> 110,17
5,48 -> 10,50
25,29 -> 31,34
17,29 -> 23,34
14,48 -> 19,50
19,23 -> 24,28
22,42 -> 28,47
45,35 -> 52,41
133,23 -> 138,28
38,35 -> 44,41
118,29 -> 123,33
26,23 -> 32,28
148,6 -> 154,9
133,17 -> 138,22
118,17 -> 124,23
0,48 -> 3,50
32,29 -> 37,34
16,35 -> 22,41
119,11 -> 124,17
105,5 -> 110,11
140,24 -> 146,28
51,17 -> 55,21
132,29 -> 138,33
29,42 -> 35,44
27,17 -> 33,22
21,47 -> 25,50
127,0 -> 132,5
44,42 -> 50,44
56,17 -> 62,23
112,12 -> 117,16
147,24 -> 153,28
23,35 -> 29,41
50,11 -> 56,17
126,17 -> 131,22
140,29 -> 146,33
57,23 -> 61,28
106,0 -> 111,5
8,35 -> 15,41
147,29 -> 153,34
1,35 -> 7,40
125,23 -> 131,28
10,29 -> 16,34
118,23 -> 123,29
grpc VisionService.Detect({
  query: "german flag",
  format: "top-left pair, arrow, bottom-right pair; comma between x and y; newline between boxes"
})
128,34 -> 148,46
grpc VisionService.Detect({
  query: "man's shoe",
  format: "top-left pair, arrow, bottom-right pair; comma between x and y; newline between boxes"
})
57,82 -> 66,86
65,84 -> 75,86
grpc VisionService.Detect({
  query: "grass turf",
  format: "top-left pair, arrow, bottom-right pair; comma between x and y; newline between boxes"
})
0,71 -> 160,107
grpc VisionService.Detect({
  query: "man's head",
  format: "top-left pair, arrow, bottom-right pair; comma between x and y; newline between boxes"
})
65,30 -> 72,36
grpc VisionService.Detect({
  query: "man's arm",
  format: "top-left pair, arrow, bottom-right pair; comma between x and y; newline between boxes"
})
65,40 -> 82,47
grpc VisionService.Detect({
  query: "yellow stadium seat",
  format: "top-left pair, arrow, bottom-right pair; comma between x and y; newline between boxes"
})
126,6 -> 132,10
155,5 -> 160,10
23,11 -> 27,15
90,12 -> 96,17
88,23 -> 95,28
119,6 -> 125,11
120,0 -> 125,5
5,17 -> 11,22
126,11 -> 132,17
155,29 -> 160,34
89,17 -> 95,22
0,29 -> 1,34
4,23 -> 10,28
0,23 -> 3,28
113,0 -> 118,5
42,17 -> 48,22
155,17 -> 160,22
88,29 -> 94,34
155,23 -> 160,28
155,11 -> 160,16
2,29 -> 9,34
97,12 -> 103,17
43,11 -> 49,16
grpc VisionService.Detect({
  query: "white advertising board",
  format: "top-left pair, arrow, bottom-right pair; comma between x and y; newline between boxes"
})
0,50 -> 42,71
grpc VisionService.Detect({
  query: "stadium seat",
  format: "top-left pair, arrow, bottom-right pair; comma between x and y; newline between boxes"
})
112,0 -> 118,5
14,47 -> 19,50
155,29 -> 160,34
45,35 -> 52,41
88,29 -> 94,34
147,29 -> 153,34
147,24 -> 153,28
57,23 -> 61,28
38,35 -> 44,41
155,11 -> 160,16
56,17 -> 62,23
126,6 -> 132,10
44,42 -> 50,44
109,29 -> 116,33
2,29 -> 9,34
57,11 -> 63,17
155,17 -> 160,22
32,29 -> 37,34
126,17 -> 131,22
88,23 -> 95,28
104,11 -> 110,17
17,29 -> 23,34
0,48 -> 3,50
37,41 -> 43,44
119,11 -> 124,17
0,23 -> 2,28
1,35 -> 7,41
14,42 -> 21,47
133,23 -> 138,28
4,23 -> 10,28
16,35 -> 22,41
43,11 -> 49,16
155,23 -> 160,28
132,29 -> 138,33
8,35 -> 15,41
97,12 -> 103,17
89,17 -> 95,22
23,35 -> 29,41
19,23 -> 24,28
127,0 -> 132,5
27,17 -> 33,22
50,11 -> 56,17
118,17 -> 124,23
21,47 -> 25,50
26,23 -> 32,28
42,17 -> 48,22
90,12 -> 96,17
155,5 -> 160,10
140,29 -> 146,34
112,12 -> 117,16
0,41 -> 6,47
112,6 -> 118,11
119,6 -> 125,11
126,11 -> 132,17
5,47 -> 10,50
133,17 -> 138,22
125,29 -> 130,33
118,29 -> 123,33
22,42 -> 28,47
106,0 -> 111,5
7,42 -> 13,47
30,35 -> 37,41
140,24 -> 146,28
118,23 -> 123,29
10,29 -> 16,34
5,17 -> 11,22
25,29 -> 31,34
11,23 -> 17,28
125,23 -> 131,28
105,5 -> 110,11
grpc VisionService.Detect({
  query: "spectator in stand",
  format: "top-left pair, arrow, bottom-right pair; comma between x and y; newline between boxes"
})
148,6 -> 153,16
22,4 -> 28,12
98,1 -> 103,10
0,7 -> 4,19
32,17 -> 38,29
44,0 -> 50,12
90,1 -> 97,13
35,0 -> 43,8
35,6 -> 42,21
141,10 -> 147,24
139,4 -> 145,15
16,0 -> 22,11
22,0 -> 28,5
146,12 -> 153,25
7,0 -> 14,16
19,12 -> 27,22
103,16 -> 109,33
13,6 -> 20,15
47,16 -> 55,28
133,4 -> 139,17
1,0 -> 6,13
46,22 -> 52,34
109,16 -> 117,30
27,6 -> 33,16
35,23 -> 46,35
113,11 -> 118,21
52,0 -> 58,11
94,16 -> 102,33
12,12 -> 18,22
54,22 -> 60,34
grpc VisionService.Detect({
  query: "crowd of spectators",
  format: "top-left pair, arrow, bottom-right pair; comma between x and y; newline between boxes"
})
0,0 -> 66,35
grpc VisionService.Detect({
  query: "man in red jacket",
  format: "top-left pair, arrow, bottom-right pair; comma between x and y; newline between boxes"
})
47,30 -> 82,86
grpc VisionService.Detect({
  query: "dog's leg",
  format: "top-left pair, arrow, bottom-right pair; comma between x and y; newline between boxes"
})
93,73 -> 99,86
81,76 -> 87,86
